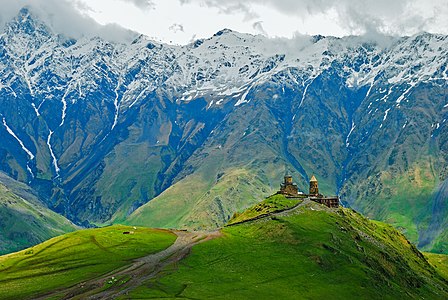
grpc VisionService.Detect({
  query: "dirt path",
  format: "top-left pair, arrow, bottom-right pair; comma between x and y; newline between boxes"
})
35,230 -> 221,300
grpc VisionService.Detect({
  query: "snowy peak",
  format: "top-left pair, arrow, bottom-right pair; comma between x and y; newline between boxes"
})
0,8 -> 446,114
0,8 -> 447,250
213,28 -> 235,36
5,7 -> 52,46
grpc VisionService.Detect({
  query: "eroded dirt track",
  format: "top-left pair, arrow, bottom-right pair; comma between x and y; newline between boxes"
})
35,230 -> 221,300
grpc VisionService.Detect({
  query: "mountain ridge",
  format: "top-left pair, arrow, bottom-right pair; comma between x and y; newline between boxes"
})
0,7 -> 447,252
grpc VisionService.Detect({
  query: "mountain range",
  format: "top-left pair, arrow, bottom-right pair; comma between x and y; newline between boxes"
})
0,8 -> 447,253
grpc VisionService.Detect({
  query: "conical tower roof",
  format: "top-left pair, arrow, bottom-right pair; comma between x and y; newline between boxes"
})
310,175 -> 317,182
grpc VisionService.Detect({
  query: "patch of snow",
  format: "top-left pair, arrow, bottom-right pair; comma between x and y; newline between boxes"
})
2,117 -> 34,160
60,90 -> 69,126
235,84 -> 253,107
47,130 -> 60,175
111,81 -> 122,130
365,81 -> 374,98
383,108 -> 391,121
396,82 -> 416,104
26,164 -> 34,177
346,121 -> 356,147
31,103 -> 40,117
129,86 -> 150,108
298,78 -> 314,109
380,88 -> 392,102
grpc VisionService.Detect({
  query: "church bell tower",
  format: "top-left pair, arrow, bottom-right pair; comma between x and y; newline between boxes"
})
309,175 -> 319,195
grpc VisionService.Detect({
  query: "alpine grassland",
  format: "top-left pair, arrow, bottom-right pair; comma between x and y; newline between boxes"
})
0,182 -> 77,255
0,225 -> 176,299
346,160 -> 443,250
228,194 -> 301,224
128,202 -> 448,299
425,252 -> 448,280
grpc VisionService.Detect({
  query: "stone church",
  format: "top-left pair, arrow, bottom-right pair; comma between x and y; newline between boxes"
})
278,174 -> 339,208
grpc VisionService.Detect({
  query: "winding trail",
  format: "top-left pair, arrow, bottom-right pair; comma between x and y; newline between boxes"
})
35,230 -> 221,300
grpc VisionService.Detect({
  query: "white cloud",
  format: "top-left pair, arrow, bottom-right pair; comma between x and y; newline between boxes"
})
0,0 -> 137,42
124,0 -> 155,10
169,23 -> 184,33
179,0 -> 448,37
0,0 -> 446,45
252,21 -> 267,35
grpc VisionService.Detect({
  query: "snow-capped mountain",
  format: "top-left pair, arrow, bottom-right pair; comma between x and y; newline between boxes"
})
0,8 -> 447,252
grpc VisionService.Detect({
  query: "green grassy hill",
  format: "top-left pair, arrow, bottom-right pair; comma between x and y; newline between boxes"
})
0,178 -> 78,255
130,202 -> 448,299
227,194 -> 302,224
425,252 -> 448,280
1,198 -> 447,299
0,225 -> 176,299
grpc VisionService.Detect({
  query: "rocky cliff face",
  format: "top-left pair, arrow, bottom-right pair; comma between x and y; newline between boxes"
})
0,8 -> 447,251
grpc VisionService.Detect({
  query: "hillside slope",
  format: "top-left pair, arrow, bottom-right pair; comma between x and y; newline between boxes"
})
1,200 -> 447,299
129,201 -> 448,299
0,225 -> 176,299
0,8 -> 447,251
0,173 -> 77,255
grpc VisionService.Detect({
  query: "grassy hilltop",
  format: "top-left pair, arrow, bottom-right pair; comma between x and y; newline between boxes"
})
0,195 -> 447,299
0,225 -> 176,299
130,197 -> 448,299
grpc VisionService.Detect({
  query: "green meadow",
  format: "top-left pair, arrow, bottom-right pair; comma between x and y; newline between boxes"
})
129,204 -> 448,299
0,225 -> 176,299
0,199 -> 447,299
228,193 -> 301,224
425,252 -> 448,279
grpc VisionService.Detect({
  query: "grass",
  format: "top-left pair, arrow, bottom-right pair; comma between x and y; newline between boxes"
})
351,160 -> 440,248
428,229 -> 448,254
94,142 -> 165,224
227,194 -> 302,224
128,205 -> 448,299
381,162 -> 437,243
0,225 -> 176,300
125,151 -> 225,229
125,148 -> 274,230
0,183 -> 78,255
424,252 -> 448,280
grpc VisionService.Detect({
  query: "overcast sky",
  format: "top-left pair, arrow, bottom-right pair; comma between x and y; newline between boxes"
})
0,0 -> 447,44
